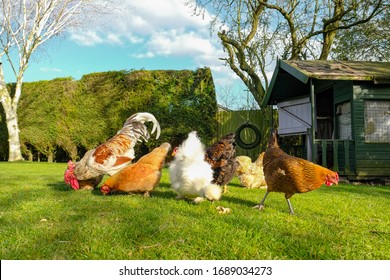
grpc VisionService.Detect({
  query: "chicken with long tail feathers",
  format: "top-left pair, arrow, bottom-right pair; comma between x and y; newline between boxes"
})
64,112 -> 161,190
254,128 -> 339,214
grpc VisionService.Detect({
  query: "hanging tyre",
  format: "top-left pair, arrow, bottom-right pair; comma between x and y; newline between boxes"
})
235,122 -> 262,150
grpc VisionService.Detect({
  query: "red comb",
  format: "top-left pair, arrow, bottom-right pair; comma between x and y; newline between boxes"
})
64,161 -> 80,190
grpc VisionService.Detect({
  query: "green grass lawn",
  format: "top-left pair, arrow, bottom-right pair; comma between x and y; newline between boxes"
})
0,162 -> 389,260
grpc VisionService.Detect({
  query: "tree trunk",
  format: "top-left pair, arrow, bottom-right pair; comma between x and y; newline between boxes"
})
0,64 -> 24,162
4,105 -> 24,161
319,30 -> 338,60
28,150 -> 33,161
48,152 -> 53,163
319,1 -> 343,60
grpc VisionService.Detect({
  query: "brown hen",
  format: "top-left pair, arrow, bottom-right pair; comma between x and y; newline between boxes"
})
255,129 -> 339,214
100,142 -> 171,196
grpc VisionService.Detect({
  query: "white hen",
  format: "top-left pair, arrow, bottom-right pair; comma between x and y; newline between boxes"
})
169,131 -> 222,203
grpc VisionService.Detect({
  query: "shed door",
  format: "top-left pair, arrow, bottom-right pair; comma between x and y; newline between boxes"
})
278,97 -> 311,135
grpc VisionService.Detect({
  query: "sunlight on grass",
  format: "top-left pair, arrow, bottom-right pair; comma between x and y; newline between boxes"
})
0,162 -> 389,260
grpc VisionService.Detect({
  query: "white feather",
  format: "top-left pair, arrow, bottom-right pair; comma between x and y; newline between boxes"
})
169,131 -> 222,202
120,112 -> 161,140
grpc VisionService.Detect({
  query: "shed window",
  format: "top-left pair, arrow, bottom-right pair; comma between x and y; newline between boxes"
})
364,100 -> 390,143
336,102 -> 352,139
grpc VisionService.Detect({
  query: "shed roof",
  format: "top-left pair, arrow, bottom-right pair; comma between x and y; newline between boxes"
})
262,60 -> 390,107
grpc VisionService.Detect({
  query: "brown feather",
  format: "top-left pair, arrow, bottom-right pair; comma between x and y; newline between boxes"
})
93,134 -> 133,164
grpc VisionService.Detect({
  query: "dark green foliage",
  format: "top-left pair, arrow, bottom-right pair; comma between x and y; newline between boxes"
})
0,68 -> 217,162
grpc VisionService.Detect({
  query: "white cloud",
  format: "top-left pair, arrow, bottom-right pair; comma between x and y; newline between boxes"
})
106,33 -> 123,45
69,30 -> 104,46
69,0 -> 213,46
119,0 -> 210,34
67,0 -> 241,97
134,51 -> 155,58
144,30 -> 215,57
39,67 -> 63,73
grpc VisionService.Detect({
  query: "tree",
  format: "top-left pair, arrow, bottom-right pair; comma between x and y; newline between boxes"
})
331,6 -> 390,61
0,0 -> 109,161
187,0 -> 389,107
217,81 -> 259,110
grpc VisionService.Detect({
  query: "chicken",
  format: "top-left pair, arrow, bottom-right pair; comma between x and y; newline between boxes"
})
204,133 -> 238,193
169,131 -> 222,203
236,152 -> 267,189
64,112 -> 161,190
100,142 -> 171,196
64,160 -> 103,190
255,129 -> 339,214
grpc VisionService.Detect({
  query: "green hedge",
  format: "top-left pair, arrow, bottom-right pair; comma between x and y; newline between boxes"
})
0,68 -> 217,162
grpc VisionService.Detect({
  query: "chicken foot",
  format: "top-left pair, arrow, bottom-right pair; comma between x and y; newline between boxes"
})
253,191 -> 270,210
222,185 -> 228,193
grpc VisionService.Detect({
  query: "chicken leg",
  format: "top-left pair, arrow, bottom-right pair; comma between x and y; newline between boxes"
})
255,191 -> 295,215
285,198 -> 295,215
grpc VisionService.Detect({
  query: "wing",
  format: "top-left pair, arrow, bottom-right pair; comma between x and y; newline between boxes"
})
205,142 -> 229,168
87,134 -> 135,175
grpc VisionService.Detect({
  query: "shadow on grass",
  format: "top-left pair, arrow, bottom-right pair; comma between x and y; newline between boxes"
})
220,194 -> 258,208
228,182 -> 244,188
48,179 -> 178,199
149,183 -> 177,200
48,181 -> 106,196
48,181 -> 74,192
48,180 -> 263,209
94,185 -> 177,199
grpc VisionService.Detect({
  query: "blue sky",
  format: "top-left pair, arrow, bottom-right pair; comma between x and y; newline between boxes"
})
2,0 -> 257,109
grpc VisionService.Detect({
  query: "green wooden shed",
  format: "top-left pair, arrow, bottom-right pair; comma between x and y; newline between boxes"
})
263,59 -> 390,180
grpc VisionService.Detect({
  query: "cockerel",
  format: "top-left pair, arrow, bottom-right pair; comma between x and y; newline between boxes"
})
64,112 -> 161,190
255,129 -> 339,214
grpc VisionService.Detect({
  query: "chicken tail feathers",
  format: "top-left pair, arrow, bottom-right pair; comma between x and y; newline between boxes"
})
119,112 -> 161,142
268,128 -> 279,148
204,184 -> 222,201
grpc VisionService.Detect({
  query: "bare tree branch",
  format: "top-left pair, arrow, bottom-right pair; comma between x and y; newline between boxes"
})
187,0 -> 389,109
0,0 -> 112,161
